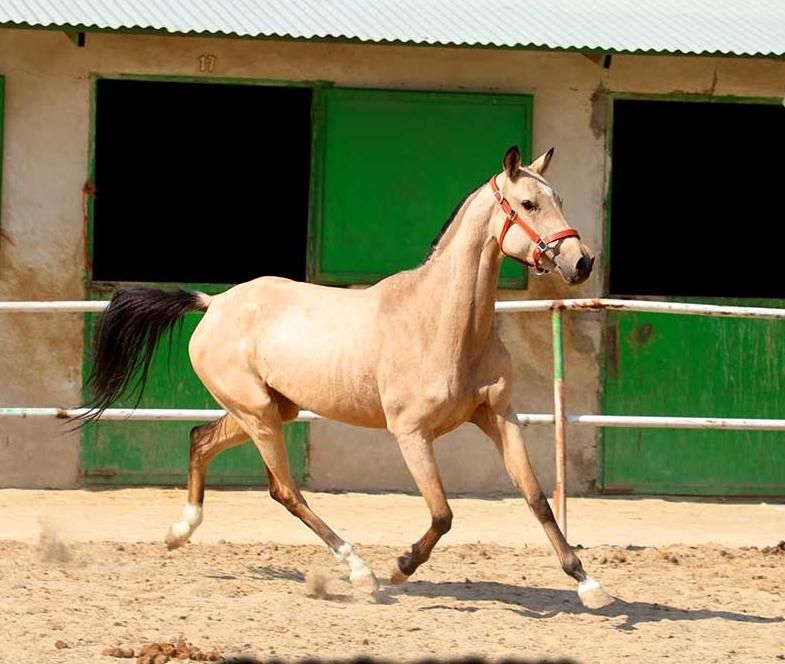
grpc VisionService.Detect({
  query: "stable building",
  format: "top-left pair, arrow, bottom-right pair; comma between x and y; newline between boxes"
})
0,1 -> 783,495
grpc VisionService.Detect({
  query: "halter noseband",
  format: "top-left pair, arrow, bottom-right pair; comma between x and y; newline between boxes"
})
489,176 -> 580,274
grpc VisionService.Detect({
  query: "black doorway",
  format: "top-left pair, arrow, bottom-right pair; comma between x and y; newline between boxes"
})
609,99 -> 785,299
92,79 -> 312,285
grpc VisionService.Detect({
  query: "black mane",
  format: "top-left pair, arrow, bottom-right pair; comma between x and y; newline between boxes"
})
421,184 -> 482,264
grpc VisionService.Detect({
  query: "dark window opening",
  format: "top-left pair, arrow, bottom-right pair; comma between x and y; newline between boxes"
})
609,99 -> 785,299
93,79 -> 312,284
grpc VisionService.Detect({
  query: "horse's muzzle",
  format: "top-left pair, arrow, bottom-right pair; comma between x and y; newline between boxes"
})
567,254 -> 594,284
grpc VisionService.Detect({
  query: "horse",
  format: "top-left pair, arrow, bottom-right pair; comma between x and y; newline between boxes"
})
80,145 -> 612,609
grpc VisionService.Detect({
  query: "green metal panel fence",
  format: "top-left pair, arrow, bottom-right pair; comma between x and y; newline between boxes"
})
600,308 -> 785,495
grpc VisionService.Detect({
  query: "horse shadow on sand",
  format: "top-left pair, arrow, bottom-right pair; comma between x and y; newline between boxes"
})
384,579 -> 783,631
241,565 -> 781,631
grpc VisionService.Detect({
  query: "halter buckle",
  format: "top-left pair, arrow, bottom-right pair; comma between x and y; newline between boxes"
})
493,189 -> 505,204
536,239 -> 548,253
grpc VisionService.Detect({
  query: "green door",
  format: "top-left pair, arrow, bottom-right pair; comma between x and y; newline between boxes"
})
81,305 -> 308,485
600,306 -> 785,495
310,87 -> 533,287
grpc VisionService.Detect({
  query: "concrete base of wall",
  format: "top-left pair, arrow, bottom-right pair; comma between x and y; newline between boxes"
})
307,419 -> 594,496
308,421 -> 514,494
0,421 -> 80,488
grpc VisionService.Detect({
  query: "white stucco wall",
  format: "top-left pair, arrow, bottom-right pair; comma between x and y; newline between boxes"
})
0,29 -> 782,490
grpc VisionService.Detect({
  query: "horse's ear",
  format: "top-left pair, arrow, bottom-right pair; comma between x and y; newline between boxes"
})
503,146 -> 522,179
529,147 -> 555,175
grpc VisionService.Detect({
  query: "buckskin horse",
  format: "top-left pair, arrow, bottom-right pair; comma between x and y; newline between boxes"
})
80,146 -> 612,609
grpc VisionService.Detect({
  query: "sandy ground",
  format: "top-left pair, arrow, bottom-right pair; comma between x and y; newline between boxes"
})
1,489 -> 784,664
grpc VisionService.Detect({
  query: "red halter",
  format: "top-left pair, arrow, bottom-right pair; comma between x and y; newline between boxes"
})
490,176 -> 580,274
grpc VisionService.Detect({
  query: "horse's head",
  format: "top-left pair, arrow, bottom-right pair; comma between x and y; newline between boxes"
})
491,146 -> 594,285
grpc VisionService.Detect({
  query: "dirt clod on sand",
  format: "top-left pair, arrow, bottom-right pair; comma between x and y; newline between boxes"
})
103,638 -> 221,663
103,647 -> 135,658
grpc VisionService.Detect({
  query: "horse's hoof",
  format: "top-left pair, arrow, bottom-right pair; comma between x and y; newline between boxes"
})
350,568 -> 380,594
164,527 -> 188,550
578,577 -> 614,609
389,565 -> 410,586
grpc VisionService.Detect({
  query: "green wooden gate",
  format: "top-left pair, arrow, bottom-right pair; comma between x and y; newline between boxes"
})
600,304 -> 785,495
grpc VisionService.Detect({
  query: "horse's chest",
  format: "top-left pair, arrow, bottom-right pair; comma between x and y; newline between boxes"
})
382,376 -> 475,433
422,373 -> 510,423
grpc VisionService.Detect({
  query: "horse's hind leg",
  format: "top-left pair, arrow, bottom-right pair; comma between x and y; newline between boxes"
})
389,432 -> 452,584
165,414 -> 248,549
232,404 -> 380,594
472,405 -> 613,609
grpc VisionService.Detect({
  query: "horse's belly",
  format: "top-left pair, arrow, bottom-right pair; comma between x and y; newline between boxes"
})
259,328 -> 386,429
268,369 -> 387,428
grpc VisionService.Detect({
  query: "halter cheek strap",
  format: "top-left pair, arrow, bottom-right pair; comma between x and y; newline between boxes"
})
490,176 -> 580,273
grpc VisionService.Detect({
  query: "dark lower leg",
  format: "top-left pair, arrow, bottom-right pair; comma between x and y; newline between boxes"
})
186,416 -> 248,505
393,433 -> 451,580
524,484 -> 587,582
266,469 -> 346,553
474,406 -> 612,608
474,406 -> 586,582
166,416 -> 248,549
396,510 -> 452,576
265,465 -> 378,591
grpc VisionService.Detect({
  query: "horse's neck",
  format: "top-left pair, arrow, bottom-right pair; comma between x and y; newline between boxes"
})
418,191 -> 502,355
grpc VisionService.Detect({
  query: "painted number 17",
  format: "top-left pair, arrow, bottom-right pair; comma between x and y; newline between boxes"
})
198,55 -> 217,73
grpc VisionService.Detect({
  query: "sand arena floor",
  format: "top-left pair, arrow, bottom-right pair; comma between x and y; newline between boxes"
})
0,489 -> 783,664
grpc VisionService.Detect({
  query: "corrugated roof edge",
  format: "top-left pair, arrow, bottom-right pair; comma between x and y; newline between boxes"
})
1,20 -> 783,60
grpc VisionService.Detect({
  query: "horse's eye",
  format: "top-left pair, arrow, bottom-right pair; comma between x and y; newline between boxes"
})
521,200 -> 536,211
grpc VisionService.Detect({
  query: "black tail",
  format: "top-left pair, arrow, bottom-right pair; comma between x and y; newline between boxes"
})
76,287 -> 208,425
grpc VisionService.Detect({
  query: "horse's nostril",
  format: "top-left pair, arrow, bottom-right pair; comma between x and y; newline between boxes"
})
576,255 -> 594,277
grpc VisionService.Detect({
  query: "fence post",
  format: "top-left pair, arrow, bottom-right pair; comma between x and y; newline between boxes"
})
552,306 -> 567,539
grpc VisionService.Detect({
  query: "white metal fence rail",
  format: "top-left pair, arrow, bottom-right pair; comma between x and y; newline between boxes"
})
3,297 -> 785,539
5,408 -> 785,431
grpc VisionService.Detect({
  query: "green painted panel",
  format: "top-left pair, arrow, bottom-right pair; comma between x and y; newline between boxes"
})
311,87 -> 532,287
81,310 -> 308,486
600,311 -> 785,495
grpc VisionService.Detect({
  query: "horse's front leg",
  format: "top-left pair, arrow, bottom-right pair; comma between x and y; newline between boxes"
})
472,404 -> 614,609
389,431 -> 453,584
